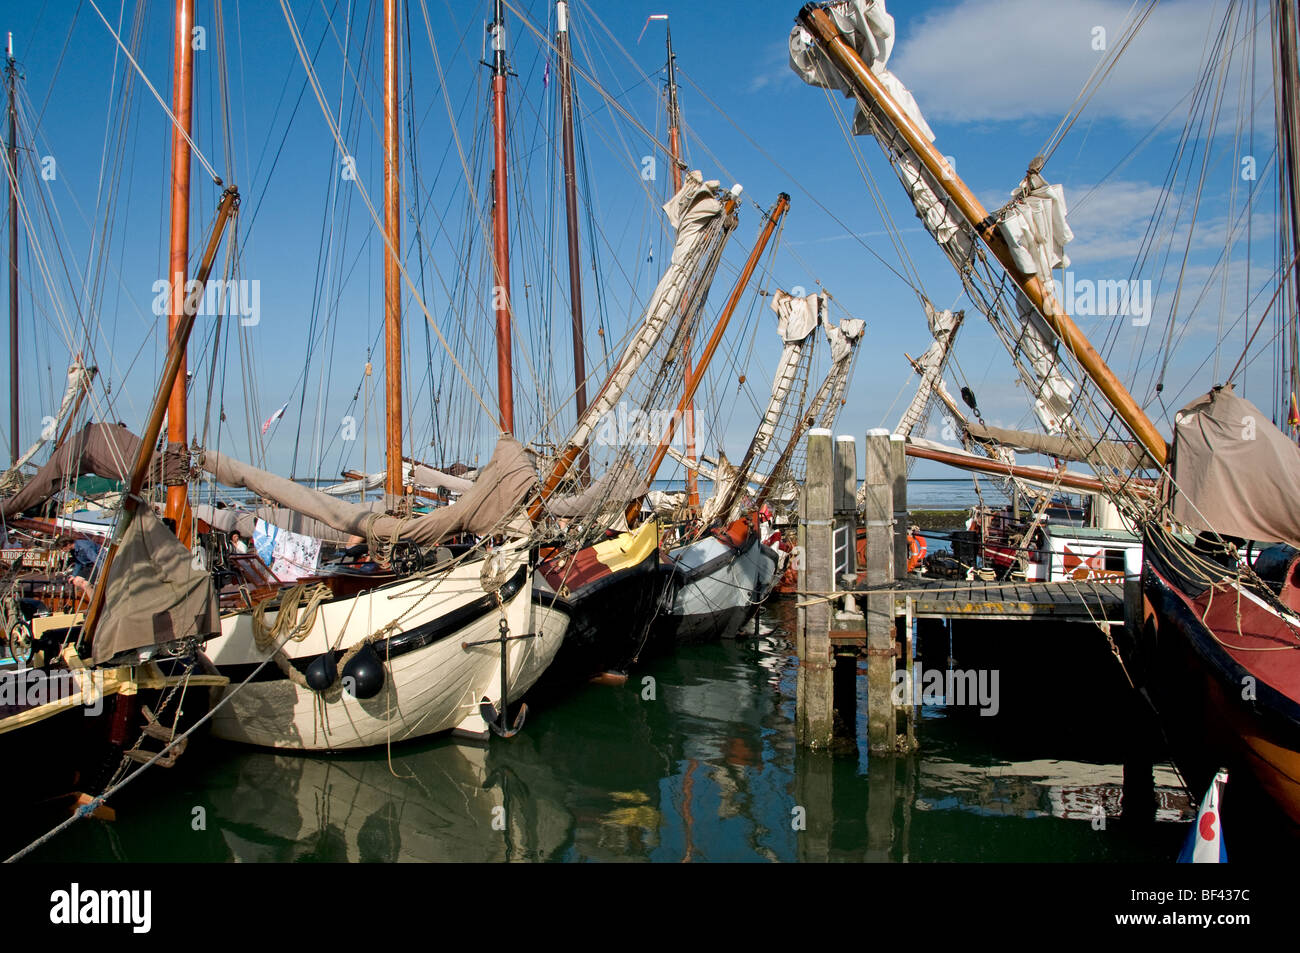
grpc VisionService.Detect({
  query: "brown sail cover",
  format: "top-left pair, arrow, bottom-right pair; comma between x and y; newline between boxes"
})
194,502 -> 386,544
199,436 -> 537,545
93,506 -> 219,664
1168,386 -> 1300,546
964,422 -> 1153,472
0,423 -> 185,519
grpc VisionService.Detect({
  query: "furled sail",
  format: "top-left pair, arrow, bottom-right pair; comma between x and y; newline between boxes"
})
896,303 -> 962,437
1167,386 -> 1300,547
567,172 -> 729,450
964,421 -> 1151,472
545,462 -> 649,520
194,502 -> 387,545
199,436 -> 536,547
0,423 -> 186,519
702,290 -> 823,525
0,361 -> 95,492
788,0 -> 1076,434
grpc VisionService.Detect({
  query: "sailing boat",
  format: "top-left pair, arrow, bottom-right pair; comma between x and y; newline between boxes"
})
0,14 -> 233,816
196,0 -> 576,749
787,0 -> 1300,828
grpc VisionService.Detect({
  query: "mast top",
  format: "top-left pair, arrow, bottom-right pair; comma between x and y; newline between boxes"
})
491,0 -> 508,76
556,0 -> 568,33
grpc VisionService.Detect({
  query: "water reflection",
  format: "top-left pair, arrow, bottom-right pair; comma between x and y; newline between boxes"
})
27,599 -> 1200,863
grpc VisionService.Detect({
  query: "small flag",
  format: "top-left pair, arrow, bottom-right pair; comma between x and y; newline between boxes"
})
1177,769 -> 1228,863
1289,392 -> 1299,429
543,59 -> 551,90
261,402 -> 289,435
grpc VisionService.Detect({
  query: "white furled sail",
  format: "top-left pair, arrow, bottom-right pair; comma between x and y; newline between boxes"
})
702,290 -> 824,525
567,172 -> 731,450
788,0 -> 1076,435
896,303 -> 962,438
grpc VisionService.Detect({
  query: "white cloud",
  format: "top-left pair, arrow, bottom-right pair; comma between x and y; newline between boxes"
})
890,0 -> 1260,126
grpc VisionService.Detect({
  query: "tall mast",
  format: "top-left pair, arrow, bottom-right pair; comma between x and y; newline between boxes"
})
164,0 -> 194,543
383,0 -> 403,501
1275,0 -> 1300,418
797,6 -> 1168,467
556,1 -> 587,479
491,0 -> 515,434
660,17 -> 701,508
645,193 -> 791,483
6,34 -> 18,467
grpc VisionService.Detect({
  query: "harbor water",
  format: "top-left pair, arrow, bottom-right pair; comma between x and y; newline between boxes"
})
15,594 -> 1205,863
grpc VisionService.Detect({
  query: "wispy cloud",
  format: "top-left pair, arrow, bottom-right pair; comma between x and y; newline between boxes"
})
890,0 -> 1261,126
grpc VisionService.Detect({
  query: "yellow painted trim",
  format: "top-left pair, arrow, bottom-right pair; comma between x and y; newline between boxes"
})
592,519 -> 660,573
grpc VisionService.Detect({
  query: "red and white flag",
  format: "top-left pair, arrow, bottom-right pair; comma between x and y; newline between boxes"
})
261,402 -> 289,435
1178,769 -> 1228,863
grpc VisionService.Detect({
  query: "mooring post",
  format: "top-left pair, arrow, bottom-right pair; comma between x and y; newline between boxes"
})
797,428 -> 835,748
1121,572 -> 1156,824
890,433 -> 908,579
833,435 -> 858,582
863,428 -> 896,753
832,435 -> 860,740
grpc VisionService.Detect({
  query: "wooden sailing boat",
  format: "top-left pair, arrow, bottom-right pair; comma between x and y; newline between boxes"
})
789,0 -> 1300,829
0,7 -> 235,818
198,0 -> 571,748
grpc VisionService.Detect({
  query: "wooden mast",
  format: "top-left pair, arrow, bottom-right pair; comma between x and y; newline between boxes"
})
645,193 -> 791,482
797,4 -> 1168,467
81,187 -> 239,645
491,0 -> 515,434
556,1 -> 588,481
660,19 -> 701,508
382,0 -> 404,503
5,34 -> 17,467
1275,0 -> 1300,416
163,0 -> 195,544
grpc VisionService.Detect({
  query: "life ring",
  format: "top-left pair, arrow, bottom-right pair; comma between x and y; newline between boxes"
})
907,530 -> 927,572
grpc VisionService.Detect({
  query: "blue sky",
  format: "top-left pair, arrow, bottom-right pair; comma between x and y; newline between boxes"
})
1,0 -> 1289,485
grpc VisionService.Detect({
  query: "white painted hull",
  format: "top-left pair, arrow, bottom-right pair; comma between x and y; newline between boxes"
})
203,544 -> 568,750
663,535 -> 780,640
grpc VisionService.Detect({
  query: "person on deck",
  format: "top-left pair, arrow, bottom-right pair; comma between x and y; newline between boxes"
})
229,530 -> 249,554
57,535 -> 103,604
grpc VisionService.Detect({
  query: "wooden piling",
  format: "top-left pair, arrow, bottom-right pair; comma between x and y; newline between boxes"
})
890,434 -> 908,579
833,435 -> 858,582
797,428 -> 835,748
863,429 -> 896,753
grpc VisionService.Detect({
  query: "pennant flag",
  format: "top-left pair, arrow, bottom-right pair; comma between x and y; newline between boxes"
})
1289,392 -> 1299,429
542,59 -> 550,90
261,402 -> 289,435
1177,769 -> 1228,863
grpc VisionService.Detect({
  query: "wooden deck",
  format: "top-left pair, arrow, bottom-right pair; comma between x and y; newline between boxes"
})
828,578 -> 1125,645
893,578 -> 1124,622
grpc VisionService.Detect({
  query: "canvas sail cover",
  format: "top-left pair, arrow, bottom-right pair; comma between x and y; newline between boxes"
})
964,421 -> 1151,472
0,423 -> 186,519
200,436 -> 537,546
92,506 -> 219,664
194,502 -> 386,544
1168,386 -> 1300,547
545,463 -> 650,519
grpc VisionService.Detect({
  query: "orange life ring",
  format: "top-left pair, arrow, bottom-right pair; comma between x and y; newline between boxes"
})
907,531 -> 927,572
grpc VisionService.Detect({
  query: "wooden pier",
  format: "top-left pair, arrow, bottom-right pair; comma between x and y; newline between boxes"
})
795,429 -> 1132,754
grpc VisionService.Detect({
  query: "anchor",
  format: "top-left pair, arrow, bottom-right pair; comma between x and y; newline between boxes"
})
463,617 -> 537,738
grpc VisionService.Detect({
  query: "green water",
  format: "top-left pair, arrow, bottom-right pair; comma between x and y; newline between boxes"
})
18,599 -> 1199,862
